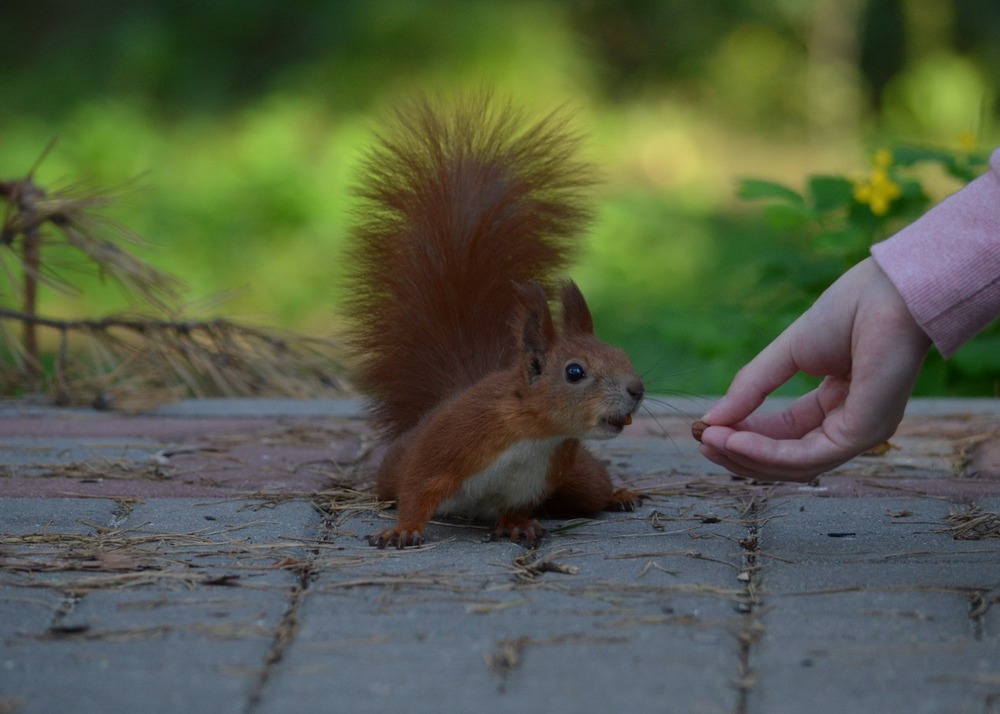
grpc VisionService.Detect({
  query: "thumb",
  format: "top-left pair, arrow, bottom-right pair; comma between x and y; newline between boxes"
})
702,334 -> 798,426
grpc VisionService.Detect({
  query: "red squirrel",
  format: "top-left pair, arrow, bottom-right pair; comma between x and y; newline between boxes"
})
344,95 -> 644,548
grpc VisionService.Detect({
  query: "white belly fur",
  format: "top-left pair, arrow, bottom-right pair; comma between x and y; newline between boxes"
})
435,437 -> 565,520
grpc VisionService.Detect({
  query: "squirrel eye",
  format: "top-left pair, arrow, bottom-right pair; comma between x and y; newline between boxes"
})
564,362 -> 587,384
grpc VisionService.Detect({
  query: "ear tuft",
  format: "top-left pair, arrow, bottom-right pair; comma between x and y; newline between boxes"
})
513,282 -> 555,383
561,280 -> 594,335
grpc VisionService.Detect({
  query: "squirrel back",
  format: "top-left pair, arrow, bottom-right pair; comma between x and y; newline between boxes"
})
344,95 -> 593,438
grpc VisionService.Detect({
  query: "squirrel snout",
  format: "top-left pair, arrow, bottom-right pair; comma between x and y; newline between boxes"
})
592,375 -> 645,439
626,377 -> 645,401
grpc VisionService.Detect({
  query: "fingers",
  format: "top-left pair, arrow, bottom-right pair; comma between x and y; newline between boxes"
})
696,347 -> 838,482
697,377 -> 872,481
698,357 -> 918,483
694,257 -> 933,483
697,377 -> 849,460
695,258 -> 931,482
832,324 -> 929,446
701,334 -> 800,427
697,437 -> 830,481
698,426 -> 857,482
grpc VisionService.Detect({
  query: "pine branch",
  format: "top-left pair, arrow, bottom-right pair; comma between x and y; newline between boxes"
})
0,307 -> 349,409
1,151 -> 350,410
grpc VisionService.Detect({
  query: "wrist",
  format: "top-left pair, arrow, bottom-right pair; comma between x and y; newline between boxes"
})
864,257 -> 933,353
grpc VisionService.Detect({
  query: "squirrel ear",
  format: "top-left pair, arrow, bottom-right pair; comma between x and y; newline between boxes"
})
513,282 -> 555,383
560,280 -> 594,335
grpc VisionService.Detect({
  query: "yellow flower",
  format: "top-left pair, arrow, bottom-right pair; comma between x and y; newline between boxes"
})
852,150 -> 901,216
873,148 -> 893,169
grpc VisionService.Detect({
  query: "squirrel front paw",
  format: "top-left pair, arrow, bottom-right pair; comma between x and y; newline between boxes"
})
367,526 -> 424,549
491,516 -> 546,548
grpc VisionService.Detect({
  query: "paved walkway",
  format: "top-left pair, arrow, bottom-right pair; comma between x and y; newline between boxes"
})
1,397 -> 998,713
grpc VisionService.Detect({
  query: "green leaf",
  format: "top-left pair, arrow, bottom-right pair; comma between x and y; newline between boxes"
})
943,160 -> 990,183
762,202 -> 812,230
891,146 -> 951,167
808,175 -> 854,212
737,178 -> 804,205
791,256 -> 844,292
892,146 -> 990,181
813,226 -> 869,259
950,333 -> 1000,375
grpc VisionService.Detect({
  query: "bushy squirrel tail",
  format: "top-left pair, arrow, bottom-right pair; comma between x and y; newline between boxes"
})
344,95 -> 594,437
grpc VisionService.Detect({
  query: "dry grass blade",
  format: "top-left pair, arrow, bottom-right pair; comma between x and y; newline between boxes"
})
508,548 -> 580,581
0,520 -> 296,579
5,457 -> 171,482
939,505 -> 1000,540
1,177 -> 182,309
0,308 -> 349,408
36,618 -> 274,642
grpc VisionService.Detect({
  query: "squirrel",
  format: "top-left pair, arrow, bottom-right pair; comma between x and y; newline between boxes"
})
343,95 -> 645,549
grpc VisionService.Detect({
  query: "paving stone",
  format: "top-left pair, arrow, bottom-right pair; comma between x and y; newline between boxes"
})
2,398 -> 1000,713
0,498 -> 118,534
750,496 -> 1000,714
750,588 -> 1000,714
257,499 -> 749,714
966,436 -> 1000,479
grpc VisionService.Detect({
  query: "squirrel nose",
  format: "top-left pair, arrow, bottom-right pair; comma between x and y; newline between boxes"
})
626,377 -> 645,400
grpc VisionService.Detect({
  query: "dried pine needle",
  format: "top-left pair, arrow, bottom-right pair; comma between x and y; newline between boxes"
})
940,505 -> 1000,540
1,163 -> 350,408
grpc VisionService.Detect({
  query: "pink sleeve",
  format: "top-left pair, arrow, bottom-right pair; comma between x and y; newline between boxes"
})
870,148 -> 1000,358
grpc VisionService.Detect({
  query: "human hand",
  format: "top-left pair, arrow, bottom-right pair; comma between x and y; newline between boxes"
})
696,257 -> 932,481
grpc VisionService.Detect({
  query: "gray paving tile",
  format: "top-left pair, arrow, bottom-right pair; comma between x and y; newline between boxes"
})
2,398 -> 999,714
749,496 -> 1000,714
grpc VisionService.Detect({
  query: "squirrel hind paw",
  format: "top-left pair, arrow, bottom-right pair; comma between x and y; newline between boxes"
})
491,518 -> 546,549
366,527 -> 424,549
608,487 -> 644,513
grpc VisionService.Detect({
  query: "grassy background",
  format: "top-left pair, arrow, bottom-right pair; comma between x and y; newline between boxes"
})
2,0 -> 998,398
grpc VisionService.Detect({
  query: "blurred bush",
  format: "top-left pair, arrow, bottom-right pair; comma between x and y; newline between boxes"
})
1,0 -> 998,397
738,145 -> 997,395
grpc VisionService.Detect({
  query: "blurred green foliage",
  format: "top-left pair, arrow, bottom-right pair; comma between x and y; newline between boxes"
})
1,0 -> 998,398
738,145 -> 998,395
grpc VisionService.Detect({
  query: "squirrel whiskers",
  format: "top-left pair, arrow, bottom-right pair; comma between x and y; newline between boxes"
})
345,95 -> 644,548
